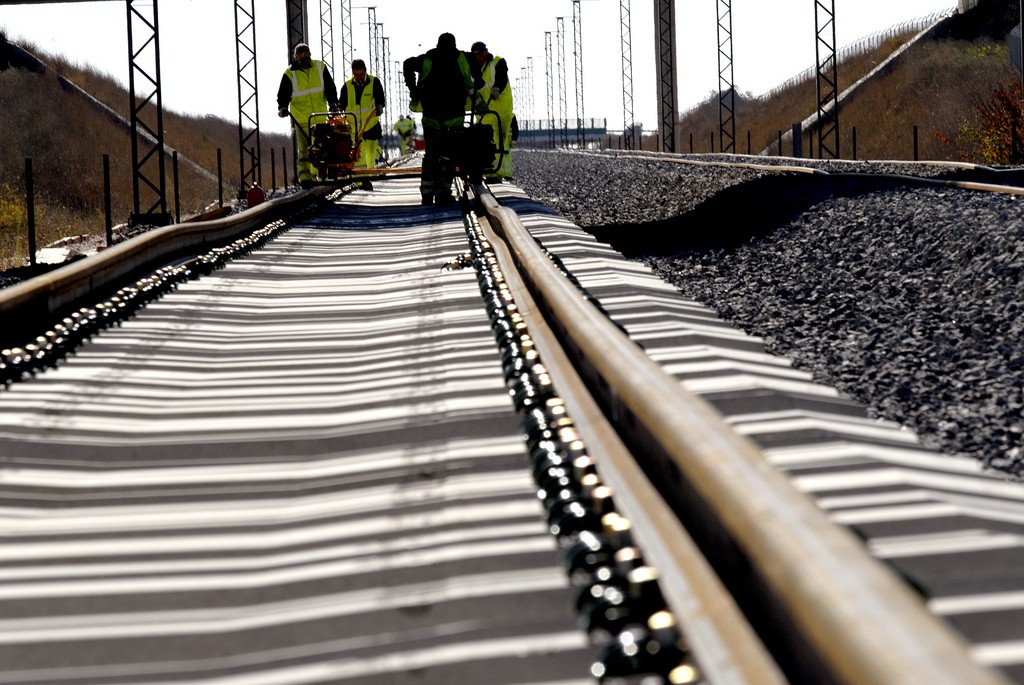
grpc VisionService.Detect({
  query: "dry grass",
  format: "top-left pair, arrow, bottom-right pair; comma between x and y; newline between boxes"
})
669,31 -> 1014,163
0,37 -> 290,267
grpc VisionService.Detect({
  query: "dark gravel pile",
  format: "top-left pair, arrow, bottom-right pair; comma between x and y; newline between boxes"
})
512,150 -> 1024,476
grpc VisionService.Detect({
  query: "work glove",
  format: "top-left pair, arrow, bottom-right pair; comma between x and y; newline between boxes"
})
374,106 -> 383,116
278,108 -> 288,118
472,93 -> 487,115
490,86 -> 501,101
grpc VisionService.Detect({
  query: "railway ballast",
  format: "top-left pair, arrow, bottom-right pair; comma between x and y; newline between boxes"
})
514,149 -> 1024,475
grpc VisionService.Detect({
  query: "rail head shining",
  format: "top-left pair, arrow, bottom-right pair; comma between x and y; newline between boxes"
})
475,186 -> 1010,685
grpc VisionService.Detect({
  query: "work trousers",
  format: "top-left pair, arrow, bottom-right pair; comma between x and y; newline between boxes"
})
479,111 -> 513,179
420,115 -> 462,201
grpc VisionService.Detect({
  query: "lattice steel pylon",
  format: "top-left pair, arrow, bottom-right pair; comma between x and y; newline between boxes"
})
319,0 -> 334,77
717,0 -> 736,154
381,34 -> 391,158
556,17 -> 568,146
527,56 -> 536,128
814,0 -> 840,158
620,0 -> 635,150
235,0 -> 261,193
126,0 -> 169,226
366,8 -> 378,75
285,0 -> 307,185
339,0 -> 353,78
654,0 -> 677,152
285,0 -> 307,56
545,31 -> 556,148
572,0 -> 585,148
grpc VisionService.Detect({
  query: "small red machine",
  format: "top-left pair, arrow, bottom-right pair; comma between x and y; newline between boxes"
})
307,112 -> 358,181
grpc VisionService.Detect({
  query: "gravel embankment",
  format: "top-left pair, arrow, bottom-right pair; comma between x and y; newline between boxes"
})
513,149 -> 1024,476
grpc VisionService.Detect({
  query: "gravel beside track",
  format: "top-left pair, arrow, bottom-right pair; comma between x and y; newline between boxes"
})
513,149 -> 1024,476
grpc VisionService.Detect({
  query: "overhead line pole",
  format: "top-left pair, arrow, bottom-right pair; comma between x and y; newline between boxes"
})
654,0 -> 677,152
285,0 -> 307,186
234,0 -> 261,193
319,0 -> 334,78
545,31 -> 556,148
620,0 -> 635,150
126,0 -> 170,226
557,17 -> 568,147
339,0 -> 353,78
814,0 -> 840,159
717,0 -> 736,154
572,0 -> 585,149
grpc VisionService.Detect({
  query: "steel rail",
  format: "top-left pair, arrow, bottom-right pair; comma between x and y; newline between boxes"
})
469,187 -> 788,684
579,149 -> 1024,196
473,183 -> 1011,685
0,187 -> 333,348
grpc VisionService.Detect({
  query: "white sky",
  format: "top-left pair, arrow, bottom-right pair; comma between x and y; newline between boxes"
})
0,0 -> 957,136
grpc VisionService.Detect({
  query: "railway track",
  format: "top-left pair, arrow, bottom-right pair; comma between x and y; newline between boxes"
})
0,166 -> 1021,684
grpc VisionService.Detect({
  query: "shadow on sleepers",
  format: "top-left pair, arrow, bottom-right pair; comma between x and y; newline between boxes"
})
299,201 -> 465,231
490,194 -> 562,218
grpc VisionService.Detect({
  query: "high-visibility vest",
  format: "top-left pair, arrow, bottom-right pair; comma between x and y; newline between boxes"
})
480,55 -> 513,116
411,52 -> 473,114
393,118 -> 415,136
345,74 -> 379,136
286,60 -> 329,125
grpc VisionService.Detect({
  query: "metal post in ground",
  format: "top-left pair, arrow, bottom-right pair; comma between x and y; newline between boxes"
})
271,148 -> 277,193
852,126 -> 858,160
217,148 -> 224,207
792,123 -> 802,158
25,158 -> 35,268
103,154 -> 113,246
172,150 -> 180,224
778,130 -> 782,156
914,125 -> 919,161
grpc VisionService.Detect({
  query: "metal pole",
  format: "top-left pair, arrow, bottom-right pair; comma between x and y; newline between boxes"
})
103,154 -> 113,247
25,158 -> 35,268
717,0 -> 736,153
217,148 -> 223,207
172,150 -> 180,224
572,0 -> 585,149
620,0 -> 634,150
557,17 -> 568,147
654,0 -> 677,152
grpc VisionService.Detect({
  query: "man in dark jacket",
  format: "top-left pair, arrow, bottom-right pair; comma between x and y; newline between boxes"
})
403,33 -> 477,205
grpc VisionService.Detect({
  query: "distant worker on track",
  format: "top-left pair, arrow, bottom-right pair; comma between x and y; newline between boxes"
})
338,58 -> 386,188
469,41 -> 514,182
277,43 -> 339,188
403,32 -> 478,206
393,115 -> 416,155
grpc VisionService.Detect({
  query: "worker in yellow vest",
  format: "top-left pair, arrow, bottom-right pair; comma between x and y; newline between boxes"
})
393,115 -> 416,155
469,41 -> 514,182
338,59 -> 386,190
276,43 -> 339,188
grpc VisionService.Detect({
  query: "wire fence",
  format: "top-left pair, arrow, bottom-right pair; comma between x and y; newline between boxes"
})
756,7 -> 957,101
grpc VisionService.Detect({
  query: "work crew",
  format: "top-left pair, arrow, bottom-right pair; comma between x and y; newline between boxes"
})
276,43 -> 339,188
469,41 -> 514,182
404,33 -> 478,206
338,58 -> 386,188
393,115 -> 416,155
